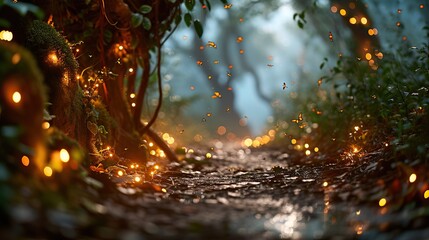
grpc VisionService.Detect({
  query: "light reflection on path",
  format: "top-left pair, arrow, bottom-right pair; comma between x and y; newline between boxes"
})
154,148 -> 376,239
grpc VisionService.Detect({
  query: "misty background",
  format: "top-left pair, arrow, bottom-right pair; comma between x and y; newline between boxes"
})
145,0 -> 428,144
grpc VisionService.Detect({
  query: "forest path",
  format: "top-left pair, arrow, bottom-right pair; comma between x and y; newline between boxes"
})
92,146 -> 429,239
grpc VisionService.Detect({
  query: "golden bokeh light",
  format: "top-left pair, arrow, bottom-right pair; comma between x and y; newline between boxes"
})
330,6 -> 338,13
12,91 -> 21,103
44,166 -> 53,177
217,126 -> 227,135
11,53 -> 21,64
42,122 -> 50,129
59,149 -> 70,163
349,17 -> 357,24
0,30 -> 13,41
243,138 -> 253,147
360,17 -> 368,25
339,9 -> 347,16
409,173 -> 417,183
365,53 -> 372,61
424,190 -> 429,199
21,156 -> 30,167
379,198 -> 387,207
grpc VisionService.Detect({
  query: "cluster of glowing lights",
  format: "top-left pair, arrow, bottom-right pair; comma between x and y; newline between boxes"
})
290,138 -> 320,156
351,145 -> 361,154
130,163 -> 139,169
242,130 -> 276,148
367,28 -> 378,36
150,164 -> 160,177
0,30 -> 13,41
148,141 -> 167,158
162,133 -> 175,145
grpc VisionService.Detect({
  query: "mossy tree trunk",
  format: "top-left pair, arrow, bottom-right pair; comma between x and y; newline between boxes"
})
27,0 -> 183,162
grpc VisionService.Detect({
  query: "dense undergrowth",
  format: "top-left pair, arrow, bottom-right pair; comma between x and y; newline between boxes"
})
273,30 -> 429,165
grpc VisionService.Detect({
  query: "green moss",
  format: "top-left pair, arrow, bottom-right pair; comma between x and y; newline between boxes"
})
26,20 -> 78,72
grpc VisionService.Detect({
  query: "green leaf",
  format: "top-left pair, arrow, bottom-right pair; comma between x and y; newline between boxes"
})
142,17 -> 151,30
131,13 -> 143,28
184,13 -> 192,27
297,20 -> 304,29
139,5 -> 152,14
185,0 -> 195,11
194,20 -> 203,38
220,0 -> 228,4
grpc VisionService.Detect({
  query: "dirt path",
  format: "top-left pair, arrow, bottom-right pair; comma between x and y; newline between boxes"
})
81,147 -> 428,239
6,146 -> 428,239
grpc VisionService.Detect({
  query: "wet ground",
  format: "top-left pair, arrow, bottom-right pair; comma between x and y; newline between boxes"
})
5,146 -> 429,239
81,146 -> 429,240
